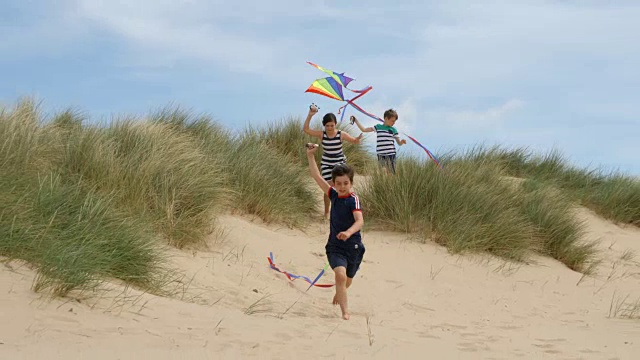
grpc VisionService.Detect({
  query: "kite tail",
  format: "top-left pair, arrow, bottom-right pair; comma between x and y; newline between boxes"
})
404,134 -> 444,169
347,102 -> 444,169
338,86 -> 373,123
268,252 -> 334,288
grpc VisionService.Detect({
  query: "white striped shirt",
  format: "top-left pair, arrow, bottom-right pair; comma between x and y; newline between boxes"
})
374,124 -> 399,155
321,130 -> 346,166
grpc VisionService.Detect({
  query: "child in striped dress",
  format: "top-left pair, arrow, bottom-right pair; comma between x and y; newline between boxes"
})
351,108 -> 406,174
304,104 -> 363,219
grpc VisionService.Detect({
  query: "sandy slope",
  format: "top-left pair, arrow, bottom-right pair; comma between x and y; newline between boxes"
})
1,207 -> 639,359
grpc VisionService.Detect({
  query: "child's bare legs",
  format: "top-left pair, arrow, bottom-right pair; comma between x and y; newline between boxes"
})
332,277 -> 353,305
332,266 -> 350,320
323,180 -> 334,219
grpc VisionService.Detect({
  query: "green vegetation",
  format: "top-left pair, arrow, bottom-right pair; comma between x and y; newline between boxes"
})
1,98 -> 637,297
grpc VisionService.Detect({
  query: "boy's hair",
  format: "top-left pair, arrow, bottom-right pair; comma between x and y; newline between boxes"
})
383,108 -> 398,120
331,163 -> 354,183
322,113 -> 337,126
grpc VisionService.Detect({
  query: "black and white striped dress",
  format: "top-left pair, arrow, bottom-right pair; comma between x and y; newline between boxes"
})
320,130 -> 346,182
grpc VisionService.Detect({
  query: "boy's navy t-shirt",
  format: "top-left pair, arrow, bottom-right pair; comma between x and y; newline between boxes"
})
325,187 -> 362,252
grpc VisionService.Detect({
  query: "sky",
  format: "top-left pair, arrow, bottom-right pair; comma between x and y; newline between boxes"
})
1,0 -> 639,175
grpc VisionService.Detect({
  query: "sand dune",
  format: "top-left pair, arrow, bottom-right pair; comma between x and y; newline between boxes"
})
1,206 -> 640,359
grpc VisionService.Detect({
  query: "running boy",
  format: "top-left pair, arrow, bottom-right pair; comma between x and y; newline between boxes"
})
305,143 -> 364,320
351,109 -> 406,174
304,104 -> 363,218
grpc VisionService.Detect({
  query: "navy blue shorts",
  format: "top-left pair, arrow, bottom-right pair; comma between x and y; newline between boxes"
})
326,243 -> 365,278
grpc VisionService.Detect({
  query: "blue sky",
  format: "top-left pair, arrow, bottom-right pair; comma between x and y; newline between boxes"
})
1,1 -> 639,175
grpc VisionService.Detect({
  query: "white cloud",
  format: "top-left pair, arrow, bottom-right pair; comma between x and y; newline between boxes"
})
439,99 -> 525,130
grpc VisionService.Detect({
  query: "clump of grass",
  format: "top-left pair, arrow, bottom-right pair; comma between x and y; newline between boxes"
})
451,145 -> 640,226
56,117 -> 228,248
0,100 -> 169,296
225,136 -> 316,225
0,173 -> 169,296
361,155 -> 598,271
517,179 -> 597,272
361,157 -> 535,261
151,108 -> 317,226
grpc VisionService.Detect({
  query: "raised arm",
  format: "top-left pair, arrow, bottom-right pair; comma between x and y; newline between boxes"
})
350,116 -> 375,133
306,144 -> 331,194
303,105 -> 323,138
341,131 -> 364,144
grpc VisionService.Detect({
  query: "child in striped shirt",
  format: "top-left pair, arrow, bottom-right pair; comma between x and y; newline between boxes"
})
304,104 -> 363,219
351,109 -> 406,174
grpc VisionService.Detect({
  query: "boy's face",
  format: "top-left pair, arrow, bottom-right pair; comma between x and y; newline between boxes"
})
383,116 -> 397,126
333,175 -> 352,196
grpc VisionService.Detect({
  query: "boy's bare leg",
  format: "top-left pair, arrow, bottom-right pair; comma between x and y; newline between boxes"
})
332,277 -> 352,305
333,267 -> 350,320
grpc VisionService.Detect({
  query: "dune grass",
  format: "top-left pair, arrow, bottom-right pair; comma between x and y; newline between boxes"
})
151,108 -> 317,226
54,117 -> 227,248
0,98 -> 633,297
455,145 -> 640,226
0,100 -> 169,296
360,156 -> 598,271
517,179 -> 596,272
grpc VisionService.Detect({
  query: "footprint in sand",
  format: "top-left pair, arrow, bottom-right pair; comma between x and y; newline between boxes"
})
417,331 -> 440,339
402,302 -> 435,313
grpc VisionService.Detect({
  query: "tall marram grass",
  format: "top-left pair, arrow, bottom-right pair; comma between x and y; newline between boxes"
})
55,118 -> 227,248
360,156 -> 597,271
361,157 -> 535,261
151,108 -> 317,226
456,145 -> 640,226
0,100 -> 168,296
517,179 -> 596,272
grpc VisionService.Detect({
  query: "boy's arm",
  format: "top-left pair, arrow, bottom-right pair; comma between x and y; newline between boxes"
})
337,211 -> 364,240
341,131 -> 364,144
350,116 -> 375,133
393,128 -> 407,145
306,145 -> 331,194
303,107 -> 323,138
336,196 -> 364,240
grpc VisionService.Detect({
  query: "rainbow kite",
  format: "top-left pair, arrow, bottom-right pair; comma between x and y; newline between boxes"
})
267,252 -> 333,290
305,61 -> 443,169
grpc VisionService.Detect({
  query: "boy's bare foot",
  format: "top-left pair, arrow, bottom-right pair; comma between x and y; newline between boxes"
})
342,312 -> 350,320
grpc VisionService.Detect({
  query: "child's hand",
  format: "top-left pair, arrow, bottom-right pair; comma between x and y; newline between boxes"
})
337,231 -> 352,240
400,139 -> 407,145
305,143 -> 319,155
356,133 -> 364,143
309,103 -> 319,115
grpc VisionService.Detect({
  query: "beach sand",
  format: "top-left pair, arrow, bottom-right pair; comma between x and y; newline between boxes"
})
1,206 -> 639,359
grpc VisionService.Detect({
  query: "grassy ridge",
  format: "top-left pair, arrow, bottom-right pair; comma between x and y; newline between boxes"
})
360,156 -> 599,272
453,145 -> 640,226
1,98 -> 637,297
0,100 -> 167,296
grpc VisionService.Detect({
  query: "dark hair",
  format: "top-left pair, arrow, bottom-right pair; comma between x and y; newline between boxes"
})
322,113 -> 337,126
331,163 -> 354,182
383,108 -> 398,120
